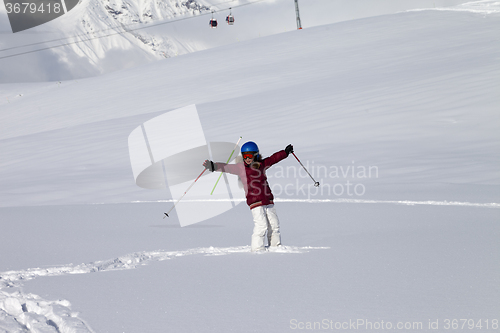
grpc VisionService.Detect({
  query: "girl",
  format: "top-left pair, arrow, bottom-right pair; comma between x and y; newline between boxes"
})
204,141 -> 293,252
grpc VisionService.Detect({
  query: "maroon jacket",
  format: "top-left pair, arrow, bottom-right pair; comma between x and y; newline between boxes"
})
215,150 -> 288,209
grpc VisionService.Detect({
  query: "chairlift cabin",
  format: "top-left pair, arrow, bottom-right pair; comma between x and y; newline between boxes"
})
226,8 -> 234,25
209,11 -> 217,28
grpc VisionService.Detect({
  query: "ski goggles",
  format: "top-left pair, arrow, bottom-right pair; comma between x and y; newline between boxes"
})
242,152 -> 256,159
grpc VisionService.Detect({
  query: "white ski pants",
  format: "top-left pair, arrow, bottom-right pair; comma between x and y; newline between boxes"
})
250,204 -> 281,251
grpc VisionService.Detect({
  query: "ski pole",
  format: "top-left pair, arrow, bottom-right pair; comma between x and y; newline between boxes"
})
210,136 -> 242,195
291,152 -> 320,187
164,168 -> 207,218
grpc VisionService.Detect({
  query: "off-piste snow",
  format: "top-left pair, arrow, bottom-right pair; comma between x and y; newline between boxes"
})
0,0 -> 499,332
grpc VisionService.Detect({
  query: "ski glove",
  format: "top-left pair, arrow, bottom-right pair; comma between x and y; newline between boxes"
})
285,144 -> 294,156
203,160 -> 216,172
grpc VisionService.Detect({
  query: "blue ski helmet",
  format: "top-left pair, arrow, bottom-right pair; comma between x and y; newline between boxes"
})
241,141 -> 259,159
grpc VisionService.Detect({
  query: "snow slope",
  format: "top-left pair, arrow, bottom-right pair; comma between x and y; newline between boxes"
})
0,2 -> 498,207
0,1 -> 499,332
1,203 -> 498,332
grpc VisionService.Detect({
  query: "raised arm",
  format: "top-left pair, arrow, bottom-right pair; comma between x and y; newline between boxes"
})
262,144 -> 293,169
203,160 -> 243,176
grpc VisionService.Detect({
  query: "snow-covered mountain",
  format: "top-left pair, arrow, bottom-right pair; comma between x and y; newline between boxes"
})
0,0 -> 219,81
30,0 -> 215,75
68,0 -> 212,58
0,0 -> 472,83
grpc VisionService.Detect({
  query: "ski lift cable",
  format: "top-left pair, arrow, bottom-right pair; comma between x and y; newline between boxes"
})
0,0 -> 268,60
0,0 -> 243,51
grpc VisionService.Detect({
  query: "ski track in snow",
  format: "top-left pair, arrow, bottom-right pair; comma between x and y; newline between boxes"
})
408,0 -> 500,14
277,199 -> 500,208
0,245 -> 328,333
128,198 -> 500,209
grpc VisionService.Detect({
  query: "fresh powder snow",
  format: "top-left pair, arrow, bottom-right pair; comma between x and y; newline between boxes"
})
0,0 -> 499,332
